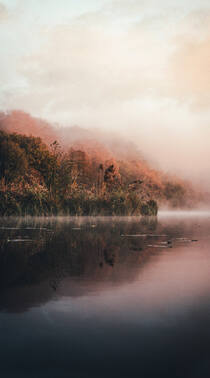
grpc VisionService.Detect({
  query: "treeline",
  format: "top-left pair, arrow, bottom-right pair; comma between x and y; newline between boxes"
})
0,130 -> 159,216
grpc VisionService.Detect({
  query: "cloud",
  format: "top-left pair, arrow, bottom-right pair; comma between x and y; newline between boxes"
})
0,2 -> 8,21
17,9 -> 168,117
165,10 -> 210,109
1,1 -> 210,186
16,5 -> 210,118
170,38 -> 210,108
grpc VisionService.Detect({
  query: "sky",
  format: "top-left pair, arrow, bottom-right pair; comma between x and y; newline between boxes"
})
1,0 -> 210,187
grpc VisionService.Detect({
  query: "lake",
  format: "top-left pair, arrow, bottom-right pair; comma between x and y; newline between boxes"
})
0,212 -> 210,378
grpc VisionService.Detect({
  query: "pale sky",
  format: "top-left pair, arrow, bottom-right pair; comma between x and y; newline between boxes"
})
1,0 -> 210,187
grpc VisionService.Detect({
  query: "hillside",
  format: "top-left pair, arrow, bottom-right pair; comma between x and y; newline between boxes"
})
0,110 -> 203,216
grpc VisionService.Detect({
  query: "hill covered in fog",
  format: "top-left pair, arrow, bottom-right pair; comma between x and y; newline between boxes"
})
0,110 -> 205,216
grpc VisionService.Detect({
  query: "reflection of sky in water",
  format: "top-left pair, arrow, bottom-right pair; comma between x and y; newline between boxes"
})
1,214 -> 210,377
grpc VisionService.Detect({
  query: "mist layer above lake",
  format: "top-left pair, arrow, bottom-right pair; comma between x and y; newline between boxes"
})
0,213 -> 210,378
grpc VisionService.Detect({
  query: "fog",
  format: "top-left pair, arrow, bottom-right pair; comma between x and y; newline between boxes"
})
0,0 -> 210,189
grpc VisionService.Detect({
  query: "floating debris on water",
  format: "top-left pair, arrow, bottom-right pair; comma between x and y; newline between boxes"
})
148,235 -> 168,237
121,234 -> 168,237
174,238 -> 193,243
0,227 -> 52,231
7,239 -> 35,243
0,227 -> 22,230
25,227 -> 52,232
121,234 -> 148,237
147,243 -> 172,249
147,244 -> 168,248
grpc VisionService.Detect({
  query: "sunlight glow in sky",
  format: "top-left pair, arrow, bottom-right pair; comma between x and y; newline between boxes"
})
1,0 -> 210,185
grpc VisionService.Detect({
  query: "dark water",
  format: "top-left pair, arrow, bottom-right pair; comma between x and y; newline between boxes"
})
0,212 -> 210,378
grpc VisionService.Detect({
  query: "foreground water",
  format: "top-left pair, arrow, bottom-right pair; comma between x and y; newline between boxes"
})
0,212 -> 210,378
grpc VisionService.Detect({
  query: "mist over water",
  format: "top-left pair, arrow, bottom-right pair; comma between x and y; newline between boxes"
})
1,109 -> 209,209
0,213 -> 210,377
1,1 -> 210,375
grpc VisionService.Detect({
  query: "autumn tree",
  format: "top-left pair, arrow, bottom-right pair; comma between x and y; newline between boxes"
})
104,163 -> 121,192
0,137 -> 28,186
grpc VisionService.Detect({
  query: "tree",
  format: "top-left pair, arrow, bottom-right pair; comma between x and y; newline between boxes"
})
0,138 -> 28,186
104,164 -> 121,192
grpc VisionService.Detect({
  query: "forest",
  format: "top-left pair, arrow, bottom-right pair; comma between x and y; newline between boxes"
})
0,111 -> 202,216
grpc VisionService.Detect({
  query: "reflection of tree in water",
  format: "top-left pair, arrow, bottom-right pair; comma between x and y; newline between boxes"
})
0,216 -> 180,312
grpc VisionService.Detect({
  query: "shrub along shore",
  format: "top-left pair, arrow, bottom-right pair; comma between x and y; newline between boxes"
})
0,128 -> 196,217
0,191 -> 158,217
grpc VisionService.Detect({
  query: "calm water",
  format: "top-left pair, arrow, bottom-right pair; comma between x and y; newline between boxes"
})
0,212 -> 210,378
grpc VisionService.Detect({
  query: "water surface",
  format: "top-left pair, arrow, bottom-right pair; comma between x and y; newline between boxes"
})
0,213 -> 210,378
